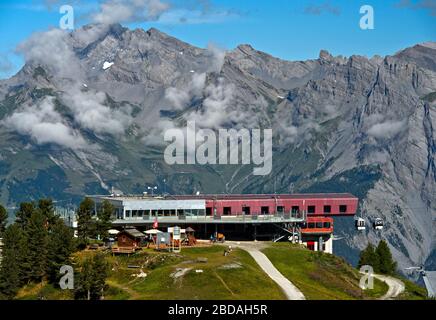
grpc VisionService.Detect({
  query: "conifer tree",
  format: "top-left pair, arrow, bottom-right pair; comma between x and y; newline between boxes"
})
96,200 -> 114,241
24,210 -> 49,282
358,243 -> 380,272
0,224 -> 26,299
74,253 -> 109,300
0,204 -> 7,237
47,218 -> 75,285
90,253 -> 109,300
376,240 -> 397,275
38,198 -> 57,228
15,202 -> 35,229
77,198 -> 96,247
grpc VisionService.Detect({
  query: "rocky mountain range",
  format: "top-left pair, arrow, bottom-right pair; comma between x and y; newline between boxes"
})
0,23 -> 435,272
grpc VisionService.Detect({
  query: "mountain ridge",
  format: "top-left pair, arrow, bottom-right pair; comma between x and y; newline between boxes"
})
0,23 -> 435,274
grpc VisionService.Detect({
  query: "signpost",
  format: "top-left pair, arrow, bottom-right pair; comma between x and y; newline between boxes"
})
172,226 -> 181,253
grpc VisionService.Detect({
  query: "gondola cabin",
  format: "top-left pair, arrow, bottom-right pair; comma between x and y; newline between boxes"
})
373,218 -> 384,230
355,218 -> 366,231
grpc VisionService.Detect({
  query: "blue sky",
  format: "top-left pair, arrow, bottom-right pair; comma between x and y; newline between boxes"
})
0,0 -> 435,79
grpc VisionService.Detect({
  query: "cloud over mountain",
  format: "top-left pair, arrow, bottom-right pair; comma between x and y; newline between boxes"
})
2,97 -> 87,149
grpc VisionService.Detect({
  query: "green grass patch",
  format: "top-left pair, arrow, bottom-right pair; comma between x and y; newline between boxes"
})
263,243 -> 388,300
396,277 -> 429,300
67,245 -> 285,300
364,278 -> 389,298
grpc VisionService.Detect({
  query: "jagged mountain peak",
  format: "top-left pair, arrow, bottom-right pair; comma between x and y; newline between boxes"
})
145,27 -> 168,37
0,26 -> 435,273
319,49 -> 333,60
420,41 -> 436,50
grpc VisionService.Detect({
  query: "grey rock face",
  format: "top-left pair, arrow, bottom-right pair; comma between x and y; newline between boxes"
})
0,24 -> 435,272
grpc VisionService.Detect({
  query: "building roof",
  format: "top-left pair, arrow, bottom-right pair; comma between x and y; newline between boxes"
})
119,228 -> 145,238
91,193 -> 358,202
169,193 -> 358,201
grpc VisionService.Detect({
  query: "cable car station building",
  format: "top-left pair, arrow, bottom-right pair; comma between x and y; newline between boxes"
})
89,193 -> 358,254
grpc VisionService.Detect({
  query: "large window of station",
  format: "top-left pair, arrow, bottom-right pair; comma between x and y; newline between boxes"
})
122,207 -> 208,218
174,209 -> 205,217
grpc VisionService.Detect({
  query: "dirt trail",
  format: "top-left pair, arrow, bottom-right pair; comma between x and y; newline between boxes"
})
106,279 -> 142,300
226,241 -> 305,300
373,274 -> 405,300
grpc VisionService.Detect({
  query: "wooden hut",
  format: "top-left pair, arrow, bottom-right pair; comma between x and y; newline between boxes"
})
116,228 -> 145,248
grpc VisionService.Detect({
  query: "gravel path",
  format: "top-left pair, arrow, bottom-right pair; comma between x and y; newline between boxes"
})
373,274 -> 405,300
226,241 -> 305,300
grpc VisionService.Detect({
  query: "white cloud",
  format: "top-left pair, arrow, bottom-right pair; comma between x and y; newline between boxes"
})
16,25 -> 133,140
2,97 -> 87,149
184,77 -> 235,129
16,28 -> 83,79
304,2 -> 341,16
206,43 -> 226,72
0,53 -> 13,73
61,86 -> 133,136
367,120 -> 406,139
92,0 -> 170,25
396,0 -> 436,17
164,44 -> 226,111
165,72 -> 206,110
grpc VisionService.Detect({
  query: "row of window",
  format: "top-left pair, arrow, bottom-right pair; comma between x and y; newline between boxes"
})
302,222 -> 332,229
308,205 -> 348,214
120,205 -> 348,219
124,209 -> 206,218
216,205 -> 348,215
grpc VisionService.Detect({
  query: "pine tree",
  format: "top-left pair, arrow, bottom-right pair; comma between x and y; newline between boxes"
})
38,198 -> 57,228
91,253 -> 109,300
96,200 -> 114,241
15,202 -> 35,229
75,255 -> 94,300
358,243 -> 380,272
376,240 -> 397,275
24,210 -> 49,282
74,253 -> 109,300
77,198 -> 96,247
47,217 -> 75,285
0,204 -> 7,237
0,224 -> 26,299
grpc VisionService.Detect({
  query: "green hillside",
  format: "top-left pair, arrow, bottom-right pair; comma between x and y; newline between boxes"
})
17,246 -> 286,300
14,243 -> 429,300
263,243 -> 389,300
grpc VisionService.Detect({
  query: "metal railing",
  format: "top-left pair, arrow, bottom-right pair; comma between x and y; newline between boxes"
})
115,211 -> 306,224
